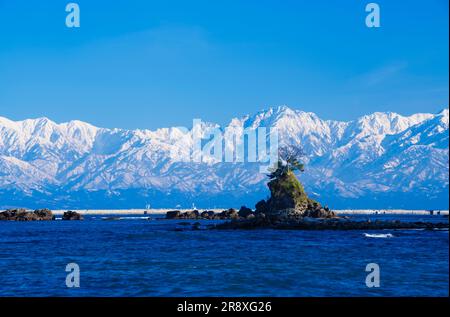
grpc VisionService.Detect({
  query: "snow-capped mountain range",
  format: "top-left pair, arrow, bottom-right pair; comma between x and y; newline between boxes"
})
0,106 -> 448,209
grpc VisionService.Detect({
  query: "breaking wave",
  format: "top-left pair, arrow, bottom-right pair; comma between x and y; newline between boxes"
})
364,233 -> 394,238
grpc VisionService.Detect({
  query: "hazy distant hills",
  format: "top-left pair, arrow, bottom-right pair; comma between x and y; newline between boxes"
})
0,106 -> 448,209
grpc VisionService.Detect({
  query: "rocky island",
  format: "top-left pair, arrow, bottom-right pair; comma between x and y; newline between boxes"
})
166,147 -> 449,231
213,169 -> 446,230
218,159 -> 449,230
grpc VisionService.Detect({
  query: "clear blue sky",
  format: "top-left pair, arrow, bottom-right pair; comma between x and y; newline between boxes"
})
0,0 -> 448,129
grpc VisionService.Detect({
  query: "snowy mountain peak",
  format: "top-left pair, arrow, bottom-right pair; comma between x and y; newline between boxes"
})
354,111 -> 433,137
437,108 -> 449,125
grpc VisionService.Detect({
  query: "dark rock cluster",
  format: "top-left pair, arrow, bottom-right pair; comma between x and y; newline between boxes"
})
62,210 -> 84,220
0,208 -> 54,221
0,209 -> 84,221
166,206 -> 257,220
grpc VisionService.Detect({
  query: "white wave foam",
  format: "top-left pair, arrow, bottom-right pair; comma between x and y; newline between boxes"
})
364,233 -> 394,238
101,216 -> 151,220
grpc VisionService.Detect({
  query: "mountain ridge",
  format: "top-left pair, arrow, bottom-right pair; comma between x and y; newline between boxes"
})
0,106 -> 448,209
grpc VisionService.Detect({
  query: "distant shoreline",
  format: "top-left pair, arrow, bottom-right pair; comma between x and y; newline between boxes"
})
47,209 -> 450,216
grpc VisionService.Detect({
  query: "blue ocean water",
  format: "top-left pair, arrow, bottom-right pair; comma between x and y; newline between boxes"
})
0,214 -> 448,297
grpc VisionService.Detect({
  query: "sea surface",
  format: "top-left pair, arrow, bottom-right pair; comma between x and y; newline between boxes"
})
0,214 -> 448,297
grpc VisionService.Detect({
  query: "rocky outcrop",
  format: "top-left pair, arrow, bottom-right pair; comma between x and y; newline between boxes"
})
266,170 -> 309,211
184,210 -> 200,219
62,210 -> 83,220
238,206 -> 253,218
255,200 -> 269,214
200,210 -> 215,219
165,207 -> 255,220
303,204 -> 336,218
262,170 -> 337,218
166,210 -> 203,219
0,208 -> 54,221
166,210 -> 182,219
33,209 -> 54,220
219,208 -> 239,219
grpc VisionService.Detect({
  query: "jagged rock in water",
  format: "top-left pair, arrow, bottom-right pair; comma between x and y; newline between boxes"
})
0,208 -> 26,221
166,210 -> 182,219
33,209 -> 54,220
62,210 -> 83,220
303,207 -> 336,218
184,210 -> 200,219
219,208 -> 239,219
201,210 -> 215,219
165,209 -> 243,220
255,200 -> 269,214
0,208 -> 54,221
238,206 -> 253,218
262,170 -> 337,218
